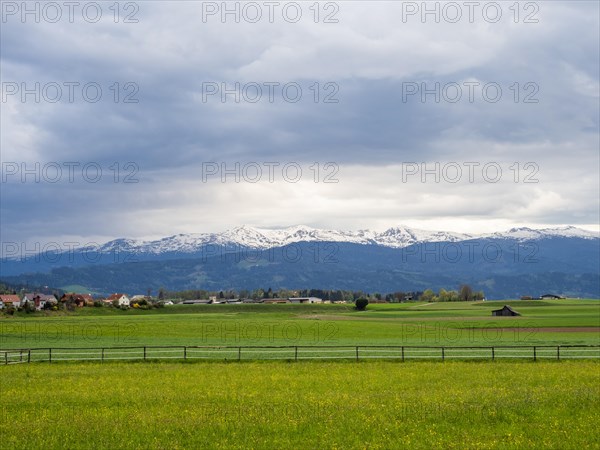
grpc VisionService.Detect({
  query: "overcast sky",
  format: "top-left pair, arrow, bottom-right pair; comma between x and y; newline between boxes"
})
1,1 -> 599,249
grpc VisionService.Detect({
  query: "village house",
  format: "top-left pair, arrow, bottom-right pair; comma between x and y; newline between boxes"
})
0,294 -> 21,309
60,293 -> 94,307
105,293 -> 130,307
22,293 -> 57,310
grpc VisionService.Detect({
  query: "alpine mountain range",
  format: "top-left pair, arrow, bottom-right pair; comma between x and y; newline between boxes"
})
2,225 -> 599,299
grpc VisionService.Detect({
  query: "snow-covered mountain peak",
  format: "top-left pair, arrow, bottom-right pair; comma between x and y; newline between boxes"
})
25,224 -> 598,259
488,226 -> 599,240
539,226 -> 599,238
375,225 -> 474,248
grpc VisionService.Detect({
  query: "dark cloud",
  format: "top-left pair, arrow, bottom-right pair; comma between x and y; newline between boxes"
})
1,1 -> 598,246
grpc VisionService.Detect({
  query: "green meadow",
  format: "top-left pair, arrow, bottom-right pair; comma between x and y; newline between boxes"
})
1,361 -> 599,449
1,300 -> 598,449
1,299 -> 598,348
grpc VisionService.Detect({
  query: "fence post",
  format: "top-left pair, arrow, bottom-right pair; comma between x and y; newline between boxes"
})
442,347 -> 445,361
184,346 -> 187,360
557,346 -> 560,360
49,348 -> 52,363
401,346 -> 405,362
533,346 -> 537,361
4,351 -> 7,365
102,348 -> 105,363
295,346 -> 298,362
492,347 -> 495,361
144,346 -> 147,361
238,347 -> 241,361
356,346 -> 359,361
28,350 -> 31,364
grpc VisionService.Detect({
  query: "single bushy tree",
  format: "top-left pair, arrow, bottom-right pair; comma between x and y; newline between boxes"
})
355,297 -> 369,311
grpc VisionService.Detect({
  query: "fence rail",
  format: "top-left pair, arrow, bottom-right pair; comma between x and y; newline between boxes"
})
1,345 -> 599,364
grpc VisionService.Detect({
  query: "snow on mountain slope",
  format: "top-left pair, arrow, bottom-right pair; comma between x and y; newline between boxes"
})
375,227 -> 473,248
484,226 -> 599,241
84,225 -> 599,256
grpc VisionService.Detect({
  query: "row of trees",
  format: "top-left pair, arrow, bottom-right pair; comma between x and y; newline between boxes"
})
1,282 -> 483,304
419,285 -> 485,302
158,288 -> 421,303
158,288 -> 358,302
157,285 -> 483,303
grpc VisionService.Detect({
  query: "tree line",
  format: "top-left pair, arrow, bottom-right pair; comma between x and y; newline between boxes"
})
419,285 -> 485,302
157,285 -> 484,303
1,281 -> 484,303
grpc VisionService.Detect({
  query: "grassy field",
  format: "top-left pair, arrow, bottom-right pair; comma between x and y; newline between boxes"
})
1,300 -> 598,449
1,300 -> 598,348
1,361 -> 599,449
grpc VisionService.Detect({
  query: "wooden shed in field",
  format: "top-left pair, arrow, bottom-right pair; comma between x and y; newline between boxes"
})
492,305 -> 521,316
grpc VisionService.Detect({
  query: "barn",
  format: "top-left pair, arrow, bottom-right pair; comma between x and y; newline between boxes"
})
289,297 -> 323,304
491,305 -> 521,316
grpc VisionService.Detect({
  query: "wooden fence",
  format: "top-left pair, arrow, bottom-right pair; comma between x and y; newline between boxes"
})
1,345 -> 599,364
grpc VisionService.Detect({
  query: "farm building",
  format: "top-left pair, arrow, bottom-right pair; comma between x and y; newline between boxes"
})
491,305 -> 521,316
262,298 -> 290,304
539,294 -> 565,299
182,299 -> 212,304
289,297 -> 323,304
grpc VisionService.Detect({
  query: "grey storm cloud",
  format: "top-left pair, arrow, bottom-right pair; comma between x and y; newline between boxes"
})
1,1 -> 598,246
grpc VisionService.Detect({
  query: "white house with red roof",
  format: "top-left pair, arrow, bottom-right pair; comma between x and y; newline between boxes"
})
0,294 -> 21,309
105,293 -> 130,306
